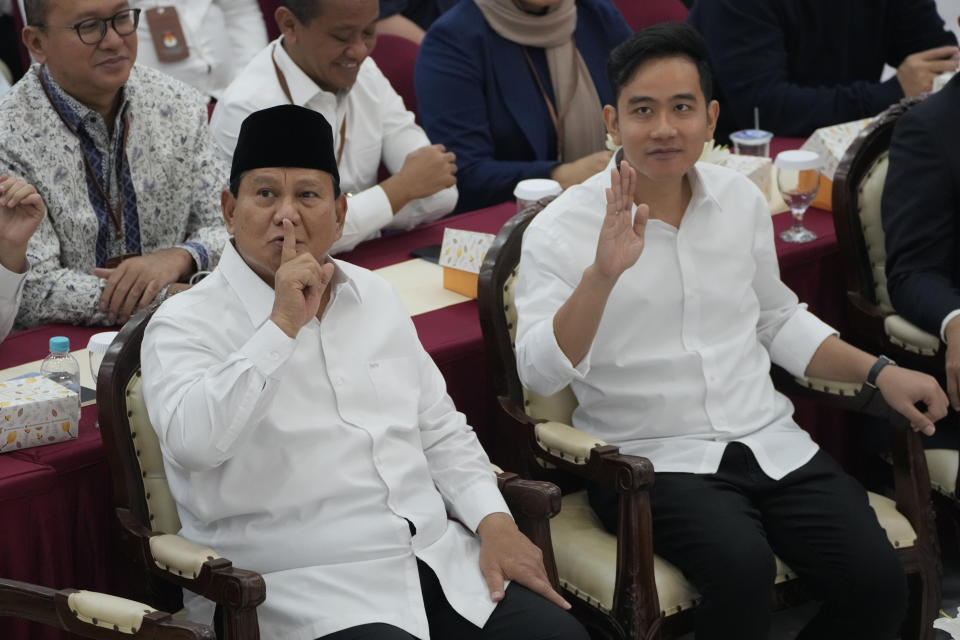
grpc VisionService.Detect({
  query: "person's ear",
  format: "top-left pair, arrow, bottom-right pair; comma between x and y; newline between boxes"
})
221,188 -> 237,235
22,26 -> 47,64
705,99 -> 720,141
603,104 -> 621,147
275,7 -> 300,42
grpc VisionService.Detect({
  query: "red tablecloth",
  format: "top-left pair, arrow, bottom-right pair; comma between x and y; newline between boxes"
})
0,146 -> 847,639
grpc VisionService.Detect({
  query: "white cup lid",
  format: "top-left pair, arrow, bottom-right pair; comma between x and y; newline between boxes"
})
730,129 -> 773,145
87,331 -> 119,355
513,178 -> 562,201
774,149 -> 821,171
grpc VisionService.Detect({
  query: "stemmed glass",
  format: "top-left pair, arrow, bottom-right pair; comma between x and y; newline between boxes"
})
775,150 -> 821,243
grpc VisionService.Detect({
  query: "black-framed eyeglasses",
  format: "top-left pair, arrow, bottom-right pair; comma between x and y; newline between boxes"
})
40,8 -> 141,46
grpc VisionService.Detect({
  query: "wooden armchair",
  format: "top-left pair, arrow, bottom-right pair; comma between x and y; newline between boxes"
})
478,203 -> 941,640
0,578 -> 214,640
98,307 -> 564,640
831,96 -> 959,500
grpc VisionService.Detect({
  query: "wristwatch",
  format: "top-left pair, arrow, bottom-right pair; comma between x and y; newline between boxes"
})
865,355 -> 895,389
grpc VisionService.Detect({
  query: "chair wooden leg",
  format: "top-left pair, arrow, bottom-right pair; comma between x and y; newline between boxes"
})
899,549 -> 941,640
220,606 -> 260,640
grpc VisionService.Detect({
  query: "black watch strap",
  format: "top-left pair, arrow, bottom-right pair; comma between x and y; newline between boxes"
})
865,355 -> 895,389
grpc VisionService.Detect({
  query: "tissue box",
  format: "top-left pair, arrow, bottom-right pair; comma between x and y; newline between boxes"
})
800,118 -> 873,210
439,228 -> 495,299
715,154 -> 772,200
0,376 -> 80,453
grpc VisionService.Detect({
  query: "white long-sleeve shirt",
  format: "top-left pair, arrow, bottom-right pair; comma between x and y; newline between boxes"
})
141,241 -> 507,640
0,263 -> 26,342
515,156 -> 837,481
210,39 -> 458,254
131,0 -> 268,100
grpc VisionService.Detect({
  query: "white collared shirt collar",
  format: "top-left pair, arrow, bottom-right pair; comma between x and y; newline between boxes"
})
271,37 -> 348,108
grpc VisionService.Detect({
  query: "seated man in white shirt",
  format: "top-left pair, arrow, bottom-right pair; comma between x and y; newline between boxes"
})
142,105 -> 587,640
514,23 -> 949,640
210,0 -> 458,255
0,174 -> 44,341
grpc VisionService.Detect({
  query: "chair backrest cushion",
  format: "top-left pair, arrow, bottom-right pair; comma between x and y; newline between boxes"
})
502,267 -> 578,423
856,151 -> 894,314
126,371 -> 181,535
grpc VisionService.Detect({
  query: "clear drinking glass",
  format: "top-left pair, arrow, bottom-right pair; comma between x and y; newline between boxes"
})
775,150 -> 821,243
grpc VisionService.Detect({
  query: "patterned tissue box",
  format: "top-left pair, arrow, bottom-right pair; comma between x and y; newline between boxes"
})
716,154 -> 772,200
439,228 -> 495,299
800,118 -> 873,210
0,376 -> 80,453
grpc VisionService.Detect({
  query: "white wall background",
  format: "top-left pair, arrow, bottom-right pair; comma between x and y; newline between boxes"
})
938,0 -> 960,42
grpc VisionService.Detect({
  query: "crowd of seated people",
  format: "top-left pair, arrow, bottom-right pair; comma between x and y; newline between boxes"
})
2,1 -> 960,639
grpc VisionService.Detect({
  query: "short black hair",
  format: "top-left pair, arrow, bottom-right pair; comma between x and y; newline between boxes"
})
23,0 -> 51,25
283,0 -> 322,25
606,22 -> 713,105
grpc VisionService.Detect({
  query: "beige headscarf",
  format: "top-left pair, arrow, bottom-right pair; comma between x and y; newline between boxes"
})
474,0 -> 607,163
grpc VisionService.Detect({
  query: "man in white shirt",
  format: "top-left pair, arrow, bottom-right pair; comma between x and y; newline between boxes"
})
0,174 -> 44,341
129,0 -> 268,100
514,24 -> 949,640
142,105 -> 586,640
209,0 -> 458,254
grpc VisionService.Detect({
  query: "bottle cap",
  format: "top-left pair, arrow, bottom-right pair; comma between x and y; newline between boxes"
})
513,178 -> 562,201
87,331 -> 119,355
49,336 -> 70,353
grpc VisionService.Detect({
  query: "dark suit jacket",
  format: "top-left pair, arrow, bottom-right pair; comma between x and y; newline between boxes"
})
415,0 -> 631,213
882,73 -> 960,338
688,0 -> 956,140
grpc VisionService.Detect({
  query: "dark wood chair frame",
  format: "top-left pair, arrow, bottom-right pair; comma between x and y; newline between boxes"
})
478,203 -> 941,640
98,306 -> 565,640
0,578 -> 215,640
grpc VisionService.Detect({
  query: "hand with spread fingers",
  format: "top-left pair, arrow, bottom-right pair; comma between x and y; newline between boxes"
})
270,219 -> 335,338
594,160 -> 648,282
476,512 -> 571,611
0,174 -> 46,273
93,247 -> 194,325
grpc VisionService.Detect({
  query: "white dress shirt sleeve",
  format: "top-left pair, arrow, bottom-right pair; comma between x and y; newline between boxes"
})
514,221 -> 593,397
218,0 -> 269,71
941,309 -> 960,342
142,312 -> 296,471
372,64 -> 457,231
0,261 -> 27,341
411,325 -> 510,532
749,194 -> 838,379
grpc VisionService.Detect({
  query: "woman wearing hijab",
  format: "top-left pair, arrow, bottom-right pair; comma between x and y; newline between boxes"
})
415,0 -> 631,213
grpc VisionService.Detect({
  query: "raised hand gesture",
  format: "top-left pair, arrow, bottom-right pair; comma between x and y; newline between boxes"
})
0,174 -> 46,273
269,219 -> 335,338
594,161 -> 648,281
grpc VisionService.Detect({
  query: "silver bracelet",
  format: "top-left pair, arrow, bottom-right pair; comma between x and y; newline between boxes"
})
189,270 -> 211,285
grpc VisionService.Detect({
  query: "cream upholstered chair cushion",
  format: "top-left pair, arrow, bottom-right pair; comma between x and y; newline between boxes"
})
67,590 -> 157,634
551,489 -> 917,616
925,449 -> 958,497
126,371 -> 181,535
883,315 -> 941,356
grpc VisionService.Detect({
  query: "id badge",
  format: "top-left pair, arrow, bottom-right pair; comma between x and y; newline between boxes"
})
145,6 -> 190,63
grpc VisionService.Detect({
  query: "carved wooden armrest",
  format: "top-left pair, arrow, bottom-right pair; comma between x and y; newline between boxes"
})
771,365 -> 906,424
0,578 -> 214,639
117,509 -> 266,611
497,470 -> 563,588
535,421 -> 608,465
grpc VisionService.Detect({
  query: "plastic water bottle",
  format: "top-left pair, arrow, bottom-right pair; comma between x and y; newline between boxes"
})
40,336 -> 81,407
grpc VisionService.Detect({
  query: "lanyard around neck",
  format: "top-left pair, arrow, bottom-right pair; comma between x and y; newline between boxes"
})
272,45 -> 347,165
38,66 -> 128,238
521,42 -> 579,163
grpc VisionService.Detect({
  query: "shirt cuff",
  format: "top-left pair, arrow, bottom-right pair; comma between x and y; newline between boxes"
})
767,306 -> 838,380
0,261 -> 27,301
451,476 -> 512,534
518,318 -> 591,395
240,320 -> 298,378
177,242 -> 209,272
941,309 -> 960,342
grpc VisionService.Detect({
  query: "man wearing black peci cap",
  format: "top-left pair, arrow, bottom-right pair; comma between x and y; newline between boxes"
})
140,105 -> 587,640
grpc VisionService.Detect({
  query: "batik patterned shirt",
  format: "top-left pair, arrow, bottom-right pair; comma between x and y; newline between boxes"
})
0,63 -> 229,329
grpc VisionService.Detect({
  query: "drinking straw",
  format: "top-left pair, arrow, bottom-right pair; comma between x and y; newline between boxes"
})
754,107 -> 760,131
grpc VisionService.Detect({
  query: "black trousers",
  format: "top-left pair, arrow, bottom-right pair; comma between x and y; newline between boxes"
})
589,443 -> 907,640
310,559 -> 586,640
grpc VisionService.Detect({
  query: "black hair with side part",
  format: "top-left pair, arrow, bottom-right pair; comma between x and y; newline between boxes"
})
23,0 -> 51,25
606,22 -> 713,105
282,0 -> 322,25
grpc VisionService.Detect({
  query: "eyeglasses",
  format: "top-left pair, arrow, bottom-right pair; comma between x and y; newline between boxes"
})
40,8 -> 141,46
